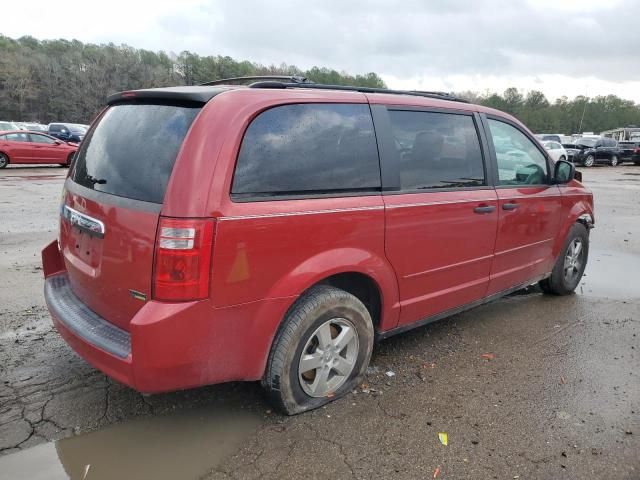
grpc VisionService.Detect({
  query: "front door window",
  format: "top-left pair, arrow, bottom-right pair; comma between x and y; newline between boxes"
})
487,120 -> 548,186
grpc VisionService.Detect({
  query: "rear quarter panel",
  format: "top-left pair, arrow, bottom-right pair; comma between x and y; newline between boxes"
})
198,90 -> 401,331
211,198 -> 399,330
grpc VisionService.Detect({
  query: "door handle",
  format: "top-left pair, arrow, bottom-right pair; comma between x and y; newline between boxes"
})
502,202 -> 519,210
474,205 -> 496,214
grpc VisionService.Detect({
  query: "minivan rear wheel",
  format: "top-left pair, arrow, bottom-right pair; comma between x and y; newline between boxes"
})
610,155 -> 619,167
539,223 -> 589,295
262,285 -> 374,415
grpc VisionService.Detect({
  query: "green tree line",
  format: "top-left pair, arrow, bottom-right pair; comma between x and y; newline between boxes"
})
1,35 -> 639,134
461,87 -> 640,134
0,35 -> 385,123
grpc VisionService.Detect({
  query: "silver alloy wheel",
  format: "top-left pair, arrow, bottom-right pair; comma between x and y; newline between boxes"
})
564,238 -> 584,284
298,318 -> 359,397
611,155 -> 618,166
584,155 -> 595,167
0,154 -> 7,168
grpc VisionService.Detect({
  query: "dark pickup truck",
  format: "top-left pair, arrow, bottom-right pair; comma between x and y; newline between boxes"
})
618,141 -> 640,164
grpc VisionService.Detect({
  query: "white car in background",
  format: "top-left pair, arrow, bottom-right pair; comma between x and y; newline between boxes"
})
0,121 -> 19,131
542,140 -> 568,162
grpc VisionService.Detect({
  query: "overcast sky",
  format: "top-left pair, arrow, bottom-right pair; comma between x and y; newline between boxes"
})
3,0 -> 640,102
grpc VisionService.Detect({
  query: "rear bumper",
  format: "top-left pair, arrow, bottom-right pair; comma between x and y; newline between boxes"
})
42,240 -> 296,393
621,153 -> 640,161
45,274 -> 131,359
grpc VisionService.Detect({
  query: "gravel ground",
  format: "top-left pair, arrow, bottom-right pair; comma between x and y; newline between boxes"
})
0,164 -> 638,479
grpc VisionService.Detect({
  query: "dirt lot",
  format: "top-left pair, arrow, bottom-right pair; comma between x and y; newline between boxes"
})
0,165 -> 639,479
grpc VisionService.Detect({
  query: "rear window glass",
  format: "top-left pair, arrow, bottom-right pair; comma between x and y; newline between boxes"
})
231,103 -> 380,198
388,110 -> 486,190
72,103 -> 200,203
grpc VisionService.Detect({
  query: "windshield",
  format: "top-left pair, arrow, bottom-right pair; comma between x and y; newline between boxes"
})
576,138 -> 597,147
72,103 -> 200,204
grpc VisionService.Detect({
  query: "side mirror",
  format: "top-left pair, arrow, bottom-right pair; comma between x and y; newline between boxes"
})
54,140 -> 62,145
554,160 -> 576,184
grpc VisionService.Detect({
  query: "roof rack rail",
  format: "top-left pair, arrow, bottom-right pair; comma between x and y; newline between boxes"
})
200,75 -> 309,86
246,82 -> 467,103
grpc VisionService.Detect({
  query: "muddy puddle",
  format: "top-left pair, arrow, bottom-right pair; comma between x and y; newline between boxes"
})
0,406 -> 262,480
578,249 -> 640,299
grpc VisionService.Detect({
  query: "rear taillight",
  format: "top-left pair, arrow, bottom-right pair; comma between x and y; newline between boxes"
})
153,217 -> 215,301
635,148 -> 640,154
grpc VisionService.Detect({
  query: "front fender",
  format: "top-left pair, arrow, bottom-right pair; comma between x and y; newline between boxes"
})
265,247 -> 400,331
553,191 -> 594,258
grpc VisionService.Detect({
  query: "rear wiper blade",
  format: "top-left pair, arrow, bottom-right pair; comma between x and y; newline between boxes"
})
87,175 -> 106,185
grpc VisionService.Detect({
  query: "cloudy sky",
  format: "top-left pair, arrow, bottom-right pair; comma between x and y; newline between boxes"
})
3,0 -> 640,101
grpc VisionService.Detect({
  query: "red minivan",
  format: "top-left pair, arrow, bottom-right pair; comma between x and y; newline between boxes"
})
42,78 -> 594,414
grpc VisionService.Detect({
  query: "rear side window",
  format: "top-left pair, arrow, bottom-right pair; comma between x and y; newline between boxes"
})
5,132 -> 29,142
388,110 -> 485,190
231,103 -> 380,198
72,103 -> 200,204
49,125 -> 61,133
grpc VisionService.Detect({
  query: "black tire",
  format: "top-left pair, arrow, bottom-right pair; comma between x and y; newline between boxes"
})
583,155 -> 595,167
539,223 -> 589,295
262,285 -> 374,415
0,153 -> 8,169
610,155 -> 619,167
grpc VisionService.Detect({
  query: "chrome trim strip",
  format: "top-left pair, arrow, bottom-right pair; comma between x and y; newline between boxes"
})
385,198 -> 497,209
494,238 -> 552,256
219,205 -> 385,221
219,200 -> 507,221
61,205 -> 106,238
404,254 -> 494,279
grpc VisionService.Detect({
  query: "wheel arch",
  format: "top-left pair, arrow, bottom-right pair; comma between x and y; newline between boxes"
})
553,204 -> 593,258
266,248 -> 401,333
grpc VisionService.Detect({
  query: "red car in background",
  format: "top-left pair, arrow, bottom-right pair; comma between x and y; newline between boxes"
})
0,130 -> 78,168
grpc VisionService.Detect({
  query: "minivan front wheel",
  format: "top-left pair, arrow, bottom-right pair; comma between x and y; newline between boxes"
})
540,223 -> 589,295
263,285 -> 374,415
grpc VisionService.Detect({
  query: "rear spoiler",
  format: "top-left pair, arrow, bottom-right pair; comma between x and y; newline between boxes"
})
106,86 -> 231,105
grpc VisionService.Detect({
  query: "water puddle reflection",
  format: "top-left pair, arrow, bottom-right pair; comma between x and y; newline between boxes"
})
0,406 -> 261,480
578,249 -> 640,299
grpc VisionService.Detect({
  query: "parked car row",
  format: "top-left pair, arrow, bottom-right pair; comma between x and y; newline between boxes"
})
0,120 -> 89,168
538,133 -> 640,166
0,130 -> 78,168
0,121 -> 88,139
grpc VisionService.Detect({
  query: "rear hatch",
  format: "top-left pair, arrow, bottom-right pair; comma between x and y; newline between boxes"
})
60,101 -> 201,330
